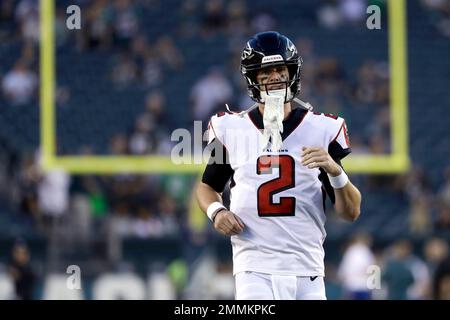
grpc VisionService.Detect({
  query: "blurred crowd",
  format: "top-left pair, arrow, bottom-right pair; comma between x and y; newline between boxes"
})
0,0 -> 449,299
333,232 -> 450,300
0,0 -> 393,154
421,0 -> 450,37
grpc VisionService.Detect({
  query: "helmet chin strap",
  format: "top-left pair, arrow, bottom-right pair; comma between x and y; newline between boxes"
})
260,87 -> 291,103
293,98 -> 313,111
225,87 -> 314,118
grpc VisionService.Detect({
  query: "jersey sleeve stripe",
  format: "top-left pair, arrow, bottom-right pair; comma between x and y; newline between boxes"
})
330,121 -> 345,144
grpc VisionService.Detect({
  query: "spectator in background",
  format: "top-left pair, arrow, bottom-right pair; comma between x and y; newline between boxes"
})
344,135 -> 369,155
129,113 -> 158,155
421,0 -> 450,37
145,91 -> 166,123
142,46 -> 164,87
338,232 -> 375,299
15,0 -> 40,44
365,106 -> 390,143
71,193 -> 94,243
77,0 -> 113,50
339,0 -> 366,25
405,244 -> 432,300
401,166 -> 432,201
0,0 -> 15,40
17,153 -> 40,224
130,95 -> 173,155
55,7 -> 71,47
434,257 -> 450,299
316,58 -> 346,95
236,79 -> 255,111
294,38 -> 320,104
158,196 -> 180,237
142,47 -> 163,88
2,59 -> 37,106
251,10 -> 277,33
160,175 -> 194,206
130,34 -> 148,63
79,176 -> 108,221
382,240 -> 415,300
409,195 -> 432,236
317,0 -> 365,29
434,205 -> 450,232
437,165 -> 450,207
423,237 -> 449,299
424,237 -> 448,269
350,60 -> 390,122
177,0 -> 200,38
317,1 -> 343,29
112,0 -> 140,48
109,133 -> 129,155
156,36 -> 184,70
110,51 -> 138,88
201,0 -> 226,37
8,240 -> 36,300
190,67 -> 233,123
368,133 -> 387,154
37,166 -> 71,233
132,206 -> 164,239
34,147 -> 70,234
226,0 -> 248,36
109,201 -> 133,238
352,60 -> 380,105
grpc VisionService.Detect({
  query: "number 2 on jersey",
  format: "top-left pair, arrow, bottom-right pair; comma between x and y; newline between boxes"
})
256,155 -> 296,217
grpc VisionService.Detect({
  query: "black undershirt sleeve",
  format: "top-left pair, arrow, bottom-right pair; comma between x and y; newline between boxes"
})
201,139 -> 234,193
319,140 -> 352,205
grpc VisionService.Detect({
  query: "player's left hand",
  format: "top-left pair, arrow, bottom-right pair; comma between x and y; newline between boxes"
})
301,147 -> 341,176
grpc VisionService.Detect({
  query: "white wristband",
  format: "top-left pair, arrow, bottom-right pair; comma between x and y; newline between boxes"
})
328,170 -> 349,189
207,202 -> 226,222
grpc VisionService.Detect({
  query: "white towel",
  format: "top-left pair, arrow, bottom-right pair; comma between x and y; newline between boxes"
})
261,89 -> 286,151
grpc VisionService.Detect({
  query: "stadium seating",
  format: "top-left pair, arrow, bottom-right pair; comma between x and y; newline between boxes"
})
0,1 -> 449,297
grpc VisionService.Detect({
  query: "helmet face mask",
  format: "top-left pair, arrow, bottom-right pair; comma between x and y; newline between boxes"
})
254,65 -> 291,103
240,31 -> 303,104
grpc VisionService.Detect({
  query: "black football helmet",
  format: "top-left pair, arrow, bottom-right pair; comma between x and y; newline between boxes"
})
240,31 -> 303,103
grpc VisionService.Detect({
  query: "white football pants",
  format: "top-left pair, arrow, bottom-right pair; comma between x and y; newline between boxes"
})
235,271 -> 326,300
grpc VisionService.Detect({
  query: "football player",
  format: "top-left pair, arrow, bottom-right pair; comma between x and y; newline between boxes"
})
196,31 -> 361,300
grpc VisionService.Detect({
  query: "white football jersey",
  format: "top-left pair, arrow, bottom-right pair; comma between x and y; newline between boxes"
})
205,107 -> 351,277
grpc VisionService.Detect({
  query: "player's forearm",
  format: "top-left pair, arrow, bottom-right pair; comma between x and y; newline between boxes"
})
333,181 -> 361,222
195,181 -> 223,213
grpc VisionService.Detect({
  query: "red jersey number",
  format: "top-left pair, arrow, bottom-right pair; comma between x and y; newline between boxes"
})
256,155 -> 296,217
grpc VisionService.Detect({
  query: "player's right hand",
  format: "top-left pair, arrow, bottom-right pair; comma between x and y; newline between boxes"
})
213,210 -> 245,236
